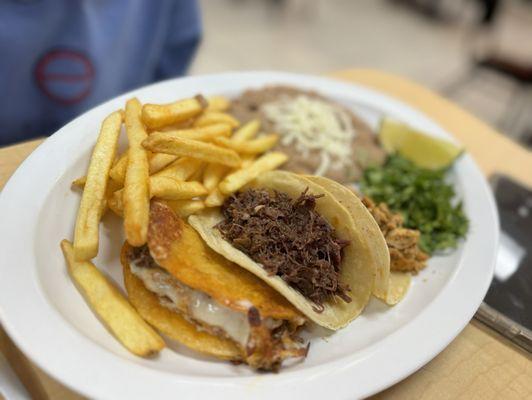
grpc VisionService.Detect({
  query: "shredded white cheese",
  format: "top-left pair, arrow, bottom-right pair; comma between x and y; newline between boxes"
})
262,95 -> 356,175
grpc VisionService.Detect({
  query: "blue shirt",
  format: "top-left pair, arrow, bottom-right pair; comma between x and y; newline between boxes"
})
0,0 -> 201,145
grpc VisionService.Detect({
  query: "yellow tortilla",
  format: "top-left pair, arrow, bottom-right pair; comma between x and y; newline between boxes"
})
147,202 -> 305,322
304,175 -> 410,305
385,271 -> 411,305
189,171 -> 377,330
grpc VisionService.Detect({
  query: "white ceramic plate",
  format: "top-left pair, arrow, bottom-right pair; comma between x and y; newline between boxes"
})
0,72 -> 498,399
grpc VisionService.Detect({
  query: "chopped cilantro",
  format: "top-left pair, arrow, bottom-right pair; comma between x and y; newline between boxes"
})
360,154 -> 468,254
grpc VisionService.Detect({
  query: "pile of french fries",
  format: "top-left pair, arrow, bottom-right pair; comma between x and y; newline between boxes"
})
61,94 -> 287,356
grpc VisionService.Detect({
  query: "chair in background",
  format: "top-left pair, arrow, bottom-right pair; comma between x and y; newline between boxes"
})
441,0 -> 532,148
443,54 -> 532,143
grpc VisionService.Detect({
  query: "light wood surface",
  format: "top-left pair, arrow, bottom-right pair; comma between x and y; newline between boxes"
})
0,70 -> 530,400
0,139 -> 42,191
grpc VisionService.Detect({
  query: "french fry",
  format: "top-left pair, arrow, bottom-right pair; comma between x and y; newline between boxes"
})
123,98 -> 150,246
153,157 -> 203,181
231,119 -> 260,142
148,153 -> 177,174
72,176 -> 87,188
164,199 -> 205,217
157,122 -> 193,132
111,153 -> 179,185
107,190 -> 123,217
72,173 -> 121,216
142,134 -> 241,167
109,151 -> 129,184
219,152 -> 288,195
150,176 -> 207,200
110,174 -> 207,211
197,124 -> 257,195
241,155 -> 256,168
203,163 -> 228,191
193,112 -> 240,129
204,188 -> 226,208
150,123 -> 231,142
188,163 -> 205,182
60,240 -> 165,356
206,96 -> 230,112
213,134 -> 278,155
73,111 -> 122,260
142,97 -> 204,129
101,179 -> 122,216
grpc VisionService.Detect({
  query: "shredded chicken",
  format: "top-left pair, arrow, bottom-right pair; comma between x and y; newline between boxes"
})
362,196 -> 429,273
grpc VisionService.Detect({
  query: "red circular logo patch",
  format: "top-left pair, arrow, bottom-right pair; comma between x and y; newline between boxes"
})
35,49 -> 95,105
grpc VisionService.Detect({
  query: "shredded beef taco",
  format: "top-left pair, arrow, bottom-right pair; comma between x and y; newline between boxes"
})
304,175 -> 411,305
189,171 -> 384,330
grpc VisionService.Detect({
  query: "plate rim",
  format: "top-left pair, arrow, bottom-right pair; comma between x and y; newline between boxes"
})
0,71 -> 499,399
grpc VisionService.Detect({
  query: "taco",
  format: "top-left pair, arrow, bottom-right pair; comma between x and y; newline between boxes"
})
189,171 -> 384,330
304,175 -> 410,305
122,201 -> 307,371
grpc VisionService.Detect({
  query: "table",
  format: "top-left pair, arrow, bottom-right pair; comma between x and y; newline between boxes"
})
1,70 -> 531,399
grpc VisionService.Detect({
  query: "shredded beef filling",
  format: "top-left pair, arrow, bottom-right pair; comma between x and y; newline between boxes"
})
217,188 -> 351,309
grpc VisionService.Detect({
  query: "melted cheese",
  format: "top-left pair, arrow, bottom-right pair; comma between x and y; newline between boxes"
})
262,95 -> 356,175
188,290 -> 250,346
130,262 -> 251,346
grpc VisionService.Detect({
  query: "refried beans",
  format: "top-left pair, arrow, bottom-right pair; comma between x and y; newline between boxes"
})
230,86 -> 386,183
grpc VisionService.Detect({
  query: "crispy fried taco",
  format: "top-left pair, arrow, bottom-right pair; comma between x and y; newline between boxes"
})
304,175 -> 411,305
122,201 -> 307,371
189,171 -> 383,330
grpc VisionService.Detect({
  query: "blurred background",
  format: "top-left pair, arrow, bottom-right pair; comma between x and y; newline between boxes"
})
1,0 -> 532,147
192,0 -> 532,148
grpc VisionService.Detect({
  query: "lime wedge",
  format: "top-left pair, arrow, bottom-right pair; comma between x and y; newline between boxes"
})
378,118 -> 463,169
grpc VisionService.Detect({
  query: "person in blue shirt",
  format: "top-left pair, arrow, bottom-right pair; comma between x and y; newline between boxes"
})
0,0 -> 202,146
